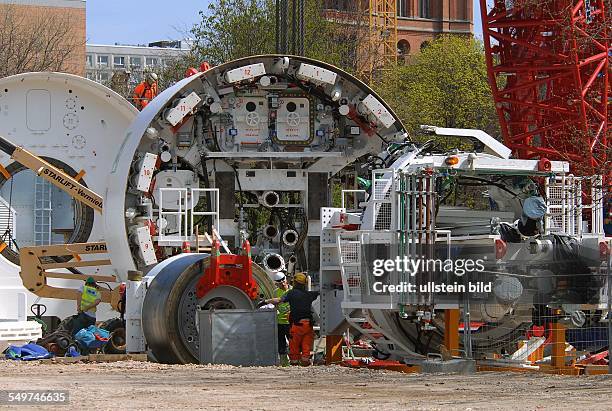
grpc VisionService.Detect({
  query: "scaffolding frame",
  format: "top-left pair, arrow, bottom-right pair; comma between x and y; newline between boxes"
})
369,0 -> 398,81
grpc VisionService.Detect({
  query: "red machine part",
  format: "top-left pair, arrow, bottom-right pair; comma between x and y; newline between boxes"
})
480,0 -> 609,176
578,349 -> 609,365
495,238 -> 508,259
195,239 -> 259,300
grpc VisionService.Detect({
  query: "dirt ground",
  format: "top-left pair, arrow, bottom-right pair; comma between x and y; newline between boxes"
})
0,360 -> 611,410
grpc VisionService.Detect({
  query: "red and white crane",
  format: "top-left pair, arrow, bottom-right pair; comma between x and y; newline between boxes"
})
479,0 -> 609,177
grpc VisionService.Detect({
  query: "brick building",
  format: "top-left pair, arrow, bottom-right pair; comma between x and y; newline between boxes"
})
324,0 -> 473,61
396,0 -> 472,56
0,0 -> 86,76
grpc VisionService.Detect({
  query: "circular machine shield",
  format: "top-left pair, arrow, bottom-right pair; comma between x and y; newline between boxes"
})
104,55 -> 407,278
0,72 -> 137,316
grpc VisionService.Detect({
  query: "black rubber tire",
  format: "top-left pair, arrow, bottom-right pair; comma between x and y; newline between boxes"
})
101,318 -> 126,354
142,254 -> 277,364
142,254 -> 210,364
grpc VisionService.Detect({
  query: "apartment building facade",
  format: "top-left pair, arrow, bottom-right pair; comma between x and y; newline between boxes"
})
86,41 -> 190,87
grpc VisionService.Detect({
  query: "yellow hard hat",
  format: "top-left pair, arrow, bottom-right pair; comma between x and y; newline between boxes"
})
293,273 -> 307,285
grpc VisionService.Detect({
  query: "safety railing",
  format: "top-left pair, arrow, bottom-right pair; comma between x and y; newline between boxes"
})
371,169 -> 396,230
190,188 -> 220,240
337,231 -> 362,303
158,188 -> 220,245
545,175 -> 604,236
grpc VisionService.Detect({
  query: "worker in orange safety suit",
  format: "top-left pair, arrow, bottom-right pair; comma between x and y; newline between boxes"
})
184,62 -> 212,79
266,272 -> 319,366
133,71 -> 159,110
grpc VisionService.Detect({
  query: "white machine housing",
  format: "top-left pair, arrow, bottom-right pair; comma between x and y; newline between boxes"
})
319,127 -> 606,360
0,72 -> 137,321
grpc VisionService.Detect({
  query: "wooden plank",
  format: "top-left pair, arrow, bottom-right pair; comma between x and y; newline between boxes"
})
38,356 -> 85,364
444,309 -> 460,357
477,365 -> 539,373
582,365 -> 610,375
87,353 -> 148,362
551,322 -> 566,368
342,360 -> 420,374
38,353 -> 148,364
326,335 -> 343,365
537,364 -> 582,376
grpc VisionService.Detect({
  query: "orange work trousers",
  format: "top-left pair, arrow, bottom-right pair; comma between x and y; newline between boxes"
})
289,320 -> 314,366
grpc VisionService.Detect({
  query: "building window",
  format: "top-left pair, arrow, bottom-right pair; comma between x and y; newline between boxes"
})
146,57 -> 159,67
419,0 -> 431,18
86,54 -> 93,67
130,57 -> 142,69
97,55 -> 109,68
113,56 -> 125,68
397,0 -> 411,17
455,0 -> 468,20
86,71 -> 95,81
398,39 -> 411,62
98,72 -> 109,83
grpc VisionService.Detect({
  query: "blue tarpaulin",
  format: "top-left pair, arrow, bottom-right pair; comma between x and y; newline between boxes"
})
74,325 -> 110,350
5,343 -> 53,361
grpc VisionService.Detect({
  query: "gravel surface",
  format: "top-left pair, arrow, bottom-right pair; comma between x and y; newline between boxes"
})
0,360 -> 611,410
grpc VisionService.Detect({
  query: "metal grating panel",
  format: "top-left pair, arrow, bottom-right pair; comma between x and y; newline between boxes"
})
338,234 -> 363,301
374,203 -> 392,230
373,172 -> 393,200
340,240 -> 360,263
545,175 -> 601,236
344,265 -> 362,297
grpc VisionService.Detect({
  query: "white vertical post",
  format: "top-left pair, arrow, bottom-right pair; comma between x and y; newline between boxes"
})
125,270 -> 147,353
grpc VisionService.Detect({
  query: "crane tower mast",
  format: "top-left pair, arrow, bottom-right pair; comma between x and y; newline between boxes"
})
480,0 -> 609,176
369,0 -> 398,80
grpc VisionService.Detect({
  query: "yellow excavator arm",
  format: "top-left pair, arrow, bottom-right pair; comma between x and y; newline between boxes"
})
0,135 -> 120,309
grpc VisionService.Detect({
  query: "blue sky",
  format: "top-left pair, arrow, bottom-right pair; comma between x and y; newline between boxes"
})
86,1 -> 210,44
87,0 -> 484,45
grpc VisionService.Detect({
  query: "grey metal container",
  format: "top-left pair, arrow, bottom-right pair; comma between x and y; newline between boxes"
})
199,309 -> 278,366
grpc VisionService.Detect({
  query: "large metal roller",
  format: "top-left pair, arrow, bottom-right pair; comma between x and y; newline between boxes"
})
142,253 -> 275,364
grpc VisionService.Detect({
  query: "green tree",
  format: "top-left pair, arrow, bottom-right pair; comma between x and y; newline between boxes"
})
191,0 -> 276,66
189,0 -> 354,70
376,35 -> 500,139
156,53 -> 202,91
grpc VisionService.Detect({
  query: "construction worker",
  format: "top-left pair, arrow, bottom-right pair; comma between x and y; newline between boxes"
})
71,277 -> 101,336
133,71 -> 159,110
266,273 -> 319,366
272,272 -> 291,366
185,62 -> 212,79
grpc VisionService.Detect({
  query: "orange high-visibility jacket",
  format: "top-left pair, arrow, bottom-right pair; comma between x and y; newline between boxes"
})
133,81 -> 159,110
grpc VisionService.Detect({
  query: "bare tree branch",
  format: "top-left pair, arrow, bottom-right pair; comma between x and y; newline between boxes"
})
0,4 -> 83,77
